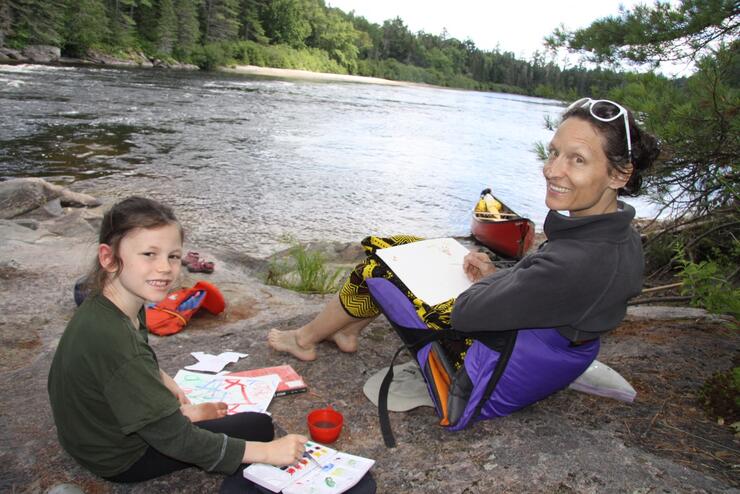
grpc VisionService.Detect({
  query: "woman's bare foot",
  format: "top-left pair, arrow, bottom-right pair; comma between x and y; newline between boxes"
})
181,402 -> 227,422
330,326 -> 362,353
268,328 -> 317,361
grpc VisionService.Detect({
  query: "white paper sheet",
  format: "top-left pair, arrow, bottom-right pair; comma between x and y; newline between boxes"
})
185,351 -> 248,373
376,238 -> 473,305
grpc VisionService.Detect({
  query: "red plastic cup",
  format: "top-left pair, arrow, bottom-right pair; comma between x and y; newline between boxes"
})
307,407 -> 343,444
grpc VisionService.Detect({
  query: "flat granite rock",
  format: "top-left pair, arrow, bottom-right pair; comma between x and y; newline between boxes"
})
0,178 -> 101,220
0,205 -> 737,494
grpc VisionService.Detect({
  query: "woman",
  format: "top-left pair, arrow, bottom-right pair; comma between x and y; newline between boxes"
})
268,98 -> 660,369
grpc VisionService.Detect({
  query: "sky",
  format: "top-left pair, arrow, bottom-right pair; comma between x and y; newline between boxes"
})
326,0 -> 693,75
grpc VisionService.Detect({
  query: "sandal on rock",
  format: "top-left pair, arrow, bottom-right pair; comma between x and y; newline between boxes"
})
182,251 -> 199,266
187,258 -> 215,274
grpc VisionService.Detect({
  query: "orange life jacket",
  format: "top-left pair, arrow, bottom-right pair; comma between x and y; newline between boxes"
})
146,280 -> 226,336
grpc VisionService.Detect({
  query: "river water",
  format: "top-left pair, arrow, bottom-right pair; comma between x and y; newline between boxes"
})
0,64 -> 655,257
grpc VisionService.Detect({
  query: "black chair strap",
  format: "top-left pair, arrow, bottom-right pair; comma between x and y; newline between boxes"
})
378,343 -> 407,448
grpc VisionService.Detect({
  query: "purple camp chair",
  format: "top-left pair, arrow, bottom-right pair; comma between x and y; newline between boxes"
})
366,277 -> 599,447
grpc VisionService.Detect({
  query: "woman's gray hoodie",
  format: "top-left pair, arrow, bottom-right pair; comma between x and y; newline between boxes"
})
451,202 -> 643,341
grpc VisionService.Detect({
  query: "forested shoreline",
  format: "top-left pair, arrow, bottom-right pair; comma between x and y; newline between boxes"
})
1,0 -> 651,99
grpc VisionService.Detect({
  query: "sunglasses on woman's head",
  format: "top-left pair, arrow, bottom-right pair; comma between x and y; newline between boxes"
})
567,98 -> 633,163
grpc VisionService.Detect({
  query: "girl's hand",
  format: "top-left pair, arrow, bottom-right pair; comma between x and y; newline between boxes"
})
243,434 -> 309,466
181,402 -> 228,422
463,251 -> 496,283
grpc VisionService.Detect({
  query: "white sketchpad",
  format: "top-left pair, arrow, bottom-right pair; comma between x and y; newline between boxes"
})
568,360 -> 637,403
376,238 -> 472,306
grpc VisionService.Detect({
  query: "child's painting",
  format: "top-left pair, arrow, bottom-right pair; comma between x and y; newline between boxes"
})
174,369 -> 279,414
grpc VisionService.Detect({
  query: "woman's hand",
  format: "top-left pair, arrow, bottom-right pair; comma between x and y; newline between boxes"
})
463,251 -> 496,283
243,434 -> 309,466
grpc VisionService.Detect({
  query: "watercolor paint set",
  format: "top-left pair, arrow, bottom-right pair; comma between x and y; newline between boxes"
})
243,441 -> 374,493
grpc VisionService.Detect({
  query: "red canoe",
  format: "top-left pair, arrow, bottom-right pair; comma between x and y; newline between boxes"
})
470,194 -> 535,259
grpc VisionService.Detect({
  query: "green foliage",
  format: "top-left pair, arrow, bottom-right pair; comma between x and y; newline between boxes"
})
546,0 -> 739,68
308,8 -> 360,72
155,0 -> 177,54
228,39 -> 345,73
106,0 -> 140,49
532,141 -> 548,163
64,0 -> 108,56
266,244 -> 343,294
674,242 -> 740,319
191,42 -> 230,70
379,17 -> 414,63
605,45 -> 739,220
238,0 -> 268,44
202,0 -> 240,43
173,0 -> 199,59
2,0 -> 66,46
261,0 -> 310,48
355,58 -> 512,91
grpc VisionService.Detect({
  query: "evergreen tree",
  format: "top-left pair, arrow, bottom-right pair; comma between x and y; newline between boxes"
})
546,0 -> 739,69
201,0 -> 239,43
0,0 -> 13,46
64,0 -> 108,56
174,0 -> 199,57
238,0 -> 267,43
2,0 -> 67,47
106,0 -> 140,48
155,0 -> 177,54
379,17 -> 413,62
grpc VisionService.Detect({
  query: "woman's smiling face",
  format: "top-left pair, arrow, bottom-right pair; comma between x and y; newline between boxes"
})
543,117 -> 629,217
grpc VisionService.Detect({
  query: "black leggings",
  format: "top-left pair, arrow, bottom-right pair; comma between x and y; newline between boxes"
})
106,412 -> 274,483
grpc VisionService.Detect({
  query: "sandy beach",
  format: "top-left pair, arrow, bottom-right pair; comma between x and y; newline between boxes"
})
222,64 -> 432,88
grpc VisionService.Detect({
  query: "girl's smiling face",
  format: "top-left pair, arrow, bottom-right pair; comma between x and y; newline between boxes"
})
543,117 -> 630,217
100,223 -> 182,313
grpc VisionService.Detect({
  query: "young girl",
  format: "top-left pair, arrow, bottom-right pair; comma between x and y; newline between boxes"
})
48,196 -> 307,483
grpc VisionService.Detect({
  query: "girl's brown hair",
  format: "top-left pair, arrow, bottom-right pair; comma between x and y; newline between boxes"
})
85,196 -> 183,294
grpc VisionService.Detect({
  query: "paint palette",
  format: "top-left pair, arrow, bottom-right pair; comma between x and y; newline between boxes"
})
243,441 -> 337,492
299,441 -> 336,467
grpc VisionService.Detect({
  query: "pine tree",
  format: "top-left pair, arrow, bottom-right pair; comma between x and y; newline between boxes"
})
201,0 -> 239,43
174,0 -> 199,57
2,0 -> 67,47
64,0 -> 109,56
238,0 -> 267,42
106,0 -> 139,48
155,0 -> 177,54
0,0 -> 13,46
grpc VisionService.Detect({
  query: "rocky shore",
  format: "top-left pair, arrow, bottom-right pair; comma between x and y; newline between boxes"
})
0,179 -> 737,493
0,44 -> 197,70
